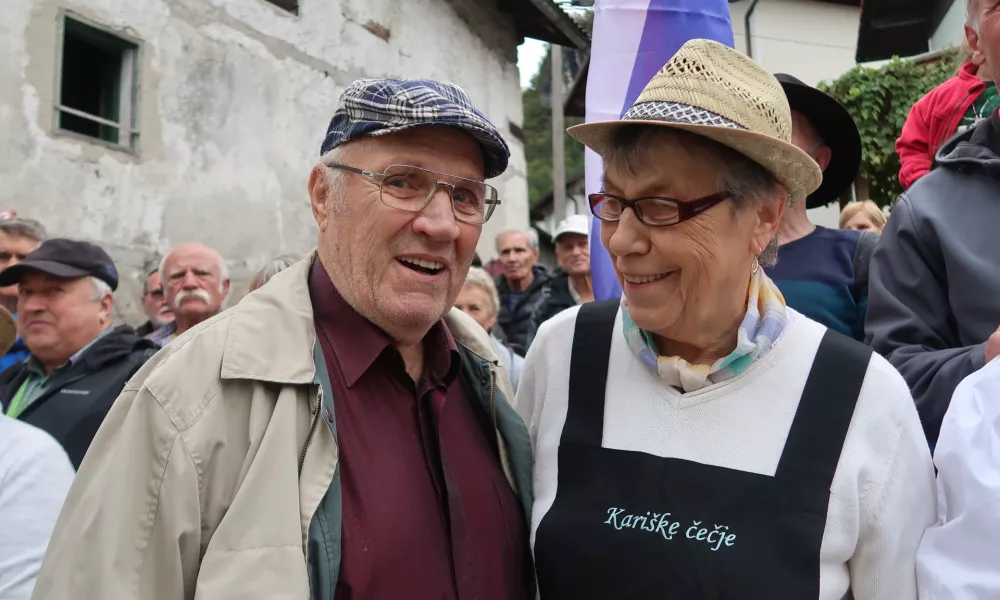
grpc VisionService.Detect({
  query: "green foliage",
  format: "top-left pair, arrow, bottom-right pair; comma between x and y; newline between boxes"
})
523,9 -> 592,205
817,48 -> 964,205
523,84 -> 586,204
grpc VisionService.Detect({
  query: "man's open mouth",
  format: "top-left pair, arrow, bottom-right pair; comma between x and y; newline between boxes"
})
398,257 -> 444,275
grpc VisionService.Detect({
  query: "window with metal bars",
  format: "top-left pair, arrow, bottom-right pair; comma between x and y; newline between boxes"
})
56,14 -> 140,151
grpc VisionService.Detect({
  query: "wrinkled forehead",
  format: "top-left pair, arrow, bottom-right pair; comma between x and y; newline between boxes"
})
498,232 -> 531,251
165,248 -> 222,274
602,140 -> 718,198
342,126 -> 487,180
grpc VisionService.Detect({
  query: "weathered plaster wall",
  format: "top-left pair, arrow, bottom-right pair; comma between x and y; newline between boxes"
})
0,0 -> 529,322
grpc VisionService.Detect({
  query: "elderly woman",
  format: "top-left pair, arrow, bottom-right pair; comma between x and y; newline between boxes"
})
840,200 -> 887,234
455,266 -> 524,390
515,39 -> 935,600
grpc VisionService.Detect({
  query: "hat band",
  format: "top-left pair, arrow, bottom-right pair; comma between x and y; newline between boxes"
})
622,101 -> 746,131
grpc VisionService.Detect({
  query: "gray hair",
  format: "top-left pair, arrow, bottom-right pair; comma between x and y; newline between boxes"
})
90,276 -> 113,301
968,0 -> 979,31
601,125 -> 783,267
249,254 -> 301,293
0,218 -> 46,243
462,267 -> 500,318
159,246 -> 230,293
495,228 -> 539,253
318,147 -> 347,209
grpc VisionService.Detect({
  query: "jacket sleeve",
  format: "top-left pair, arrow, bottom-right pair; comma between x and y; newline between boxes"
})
916,359 -> 1000,598
896,93 -> 936,189
31,373 -> 202,600
866,195 -> 986,446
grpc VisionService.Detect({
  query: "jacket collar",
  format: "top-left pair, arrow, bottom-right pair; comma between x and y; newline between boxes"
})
221,253 -> 510,397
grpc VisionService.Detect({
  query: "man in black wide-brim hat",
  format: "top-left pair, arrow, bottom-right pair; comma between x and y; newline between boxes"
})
764,74 -> 878,342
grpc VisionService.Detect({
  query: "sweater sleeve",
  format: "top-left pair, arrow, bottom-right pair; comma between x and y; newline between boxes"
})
866,195 -> 985,447
0,419 -> 74,600
848,364 -> 936,600
897,94 -> 936,189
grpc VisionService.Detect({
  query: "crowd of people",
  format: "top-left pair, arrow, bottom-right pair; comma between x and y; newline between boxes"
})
2,1 -> 1000,598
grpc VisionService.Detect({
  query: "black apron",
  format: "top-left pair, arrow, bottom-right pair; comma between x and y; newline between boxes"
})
534,301 -> 872,600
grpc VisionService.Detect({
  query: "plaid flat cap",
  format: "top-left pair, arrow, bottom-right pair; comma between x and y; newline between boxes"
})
320,78 -> 510,178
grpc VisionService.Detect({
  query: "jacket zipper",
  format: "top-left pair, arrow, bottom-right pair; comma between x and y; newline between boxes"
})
299,386 -> 322,473
942,89 -> 976,150
489,369 -> 517,493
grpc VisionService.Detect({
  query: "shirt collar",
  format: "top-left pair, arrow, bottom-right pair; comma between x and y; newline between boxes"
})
308,259 -> 460,388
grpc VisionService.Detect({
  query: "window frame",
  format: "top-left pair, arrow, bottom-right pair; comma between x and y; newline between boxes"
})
263,0 -> 299,15
53,10 -> 143,155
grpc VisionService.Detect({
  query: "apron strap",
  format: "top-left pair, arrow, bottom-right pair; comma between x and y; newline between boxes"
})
775,330 -> 872,490
564,300 -> 620,447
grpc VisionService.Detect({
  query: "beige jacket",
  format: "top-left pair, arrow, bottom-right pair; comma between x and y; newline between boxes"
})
31,256 -> 526,599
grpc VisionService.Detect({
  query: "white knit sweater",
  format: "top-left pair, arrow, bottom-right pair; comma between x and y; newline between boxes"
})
514,306 -> 936,600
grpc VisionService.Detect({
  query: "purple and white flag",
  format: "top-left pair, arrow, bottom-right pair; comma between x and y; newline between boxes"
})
586,0 -> 735,300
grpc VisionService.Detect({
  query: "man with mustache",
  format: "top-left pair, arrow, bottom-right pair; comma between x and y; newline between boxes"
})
33,79 -> 532,599
147,243 -> 229,347
134,268 -> 174,337
0,239 -> 156,468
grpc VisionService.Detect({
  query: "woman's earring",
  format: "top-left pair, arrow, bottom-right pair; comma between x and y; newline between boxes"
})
751,255 -> 760,274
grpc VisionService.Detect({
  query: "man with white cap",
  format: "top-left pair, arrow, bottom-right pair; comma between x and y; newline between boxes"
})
530,214 -> 593,339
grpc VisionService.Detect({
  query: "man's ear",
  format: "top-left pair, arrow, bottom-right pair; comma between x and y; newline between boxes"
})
812,145 -> 833,173
98,292 -> 114,325
309,166 -> 331,232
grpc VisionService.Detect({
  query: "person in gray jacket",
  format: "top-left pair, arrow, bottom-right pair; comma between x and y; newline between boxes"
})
867,103 -> 1000,448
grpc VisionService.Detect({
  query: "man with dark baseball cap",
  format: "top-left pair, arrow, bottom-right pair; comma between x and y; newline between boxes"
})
0,239 -> 156,468
35,79 -> 532,600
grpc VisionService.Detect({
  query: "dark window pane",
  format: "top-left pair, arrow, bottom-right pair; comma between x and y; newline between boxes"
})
59,18 -> 135,144
266,0 -> 298,14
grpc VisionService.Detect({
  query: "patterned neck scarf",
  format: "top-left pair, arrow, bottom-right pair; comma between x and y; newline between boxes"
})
621,268 -> 787,393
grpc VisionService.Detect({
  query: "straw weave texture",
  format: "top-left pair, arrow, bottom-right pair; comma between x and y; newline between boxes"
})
569,39 -> 822,205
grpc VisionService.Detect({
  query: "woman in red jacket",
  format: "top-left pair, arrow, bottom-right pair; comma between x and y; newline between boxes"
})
897,49 -> 997,189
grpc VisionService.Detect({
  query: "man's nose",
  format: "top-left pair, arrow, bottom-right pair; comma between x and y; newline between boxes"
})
181,271 -> 200,288
20,293 -> 46,313
413,187 -> 461,242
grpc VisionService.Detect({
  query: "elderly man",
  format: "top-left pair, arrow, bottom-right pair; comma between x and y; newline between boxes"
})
33,79 -> 533,600
0,217 -> 46,372
764,75 -> 876,342
531,215 -> 593,337
147,242 -> 229,347
494,228 -> 549,353
868,0 -> 1000,448
0,239 -> 156,467
134,268 -> 174,337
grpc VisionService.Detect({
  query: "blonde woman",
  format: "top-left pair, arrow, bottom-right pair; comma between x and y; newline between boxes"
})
840,200 -> 887,234
455,267 -> 524,390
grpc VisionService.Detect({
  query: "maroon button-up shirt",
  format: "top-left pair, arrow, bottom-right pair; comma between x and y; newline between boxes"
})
309,261 -> 530,600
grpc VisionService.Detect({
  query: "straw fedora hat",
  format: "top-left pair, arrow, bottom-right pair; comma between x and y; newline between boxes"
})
568,39 -> 822,206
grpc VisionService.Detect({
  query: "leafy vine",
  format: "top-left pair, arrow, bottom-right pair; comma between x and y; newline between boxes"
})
818,48 -> 964,205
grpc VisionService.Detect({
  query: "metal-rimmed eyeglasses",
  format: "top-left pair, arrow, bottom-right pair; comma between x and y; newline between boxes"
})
588,192 -> 731,227
327,163 -> 500,225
